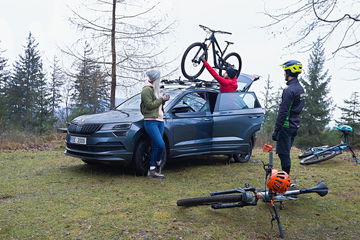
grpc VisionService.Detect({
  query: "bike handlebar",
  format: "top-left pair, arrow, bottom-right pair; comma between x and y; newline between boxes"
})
199,24 -> 232,35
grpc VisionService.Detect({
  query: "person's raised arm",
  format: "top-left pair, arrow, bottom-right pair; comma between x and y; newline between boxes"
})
202,60 -> 232,86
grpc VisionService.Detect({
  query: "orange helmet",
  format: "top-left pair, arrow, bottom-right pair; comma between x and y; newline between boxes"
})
267,169 -> 291,193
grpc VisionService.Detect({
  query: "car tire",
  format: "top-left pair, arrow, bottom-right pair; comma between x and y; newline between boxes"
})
233,141 -> 253,163
133,138 -> 167,176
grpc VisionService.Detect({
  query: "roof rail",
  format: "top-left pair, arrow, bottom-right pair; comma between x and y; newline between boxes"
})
161,77 -> 219,90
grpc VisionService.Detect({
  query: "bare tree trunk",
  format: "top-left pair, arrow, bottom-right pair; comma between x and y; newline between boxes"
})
110,0 -> 117,109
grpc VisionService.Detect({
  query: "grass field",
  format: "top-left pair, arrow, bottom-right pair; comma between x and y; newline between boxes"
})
0,148 -> 359,240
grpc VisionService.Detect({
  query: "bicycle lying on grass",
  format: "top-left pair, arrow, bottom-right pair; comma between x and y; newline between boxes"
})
181,24 -> 242,80
177,144 -> 328,238
299,125 -> 360,165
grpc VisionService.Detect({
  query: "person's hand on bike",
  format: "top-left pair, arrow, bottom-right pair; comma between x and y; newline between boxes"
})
272,130 -> 279,141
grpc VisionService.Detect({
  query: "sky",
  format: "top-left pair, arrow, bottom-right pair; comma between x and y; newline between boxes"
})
0,0 -> 358,123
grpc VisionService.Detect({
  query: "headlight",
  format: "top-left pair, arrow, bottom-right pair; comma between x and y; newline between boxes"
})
101,123 -> 132,131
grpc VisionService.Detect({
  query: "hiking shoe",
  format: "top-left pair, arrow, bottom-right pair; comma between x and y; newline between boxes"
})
147,169 -> 165,179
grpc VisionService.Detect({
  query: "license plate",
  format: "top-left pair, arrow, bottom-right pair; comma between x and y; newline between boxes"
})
69,136 -> 87,145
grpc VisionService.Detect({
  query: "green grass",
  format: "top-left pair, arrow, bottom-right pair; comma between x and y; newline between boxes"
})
0,149 -> 359,240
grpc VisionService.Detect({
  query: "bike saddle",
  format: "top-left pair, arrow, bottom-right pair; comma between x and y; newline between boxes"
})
225,41 -> 234,45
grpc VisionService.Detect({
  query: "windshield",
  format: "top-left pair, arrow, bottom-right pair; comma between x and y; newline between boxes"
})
116,90 -> 180,110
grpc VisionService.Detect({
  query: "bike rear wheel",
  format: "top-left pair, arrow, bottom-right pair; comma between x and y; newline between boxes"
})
177,194 -> 243,207
219,52 -> 242,78
300,150 -> 339,165
181,42 -> 207,80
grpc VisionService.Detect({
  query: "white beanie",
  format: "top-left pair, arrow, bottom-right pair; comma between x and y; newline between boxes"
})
146,70 -> 160,83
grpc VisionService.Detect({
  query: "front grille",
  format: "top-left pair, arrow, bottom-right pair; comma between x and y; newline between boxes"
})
67,142 -> 125,152
68,123 -> 102,135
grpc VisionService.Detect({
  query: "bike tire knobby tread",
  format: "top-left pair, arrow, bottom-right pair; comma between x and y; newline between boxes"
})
177,194 -> 243,207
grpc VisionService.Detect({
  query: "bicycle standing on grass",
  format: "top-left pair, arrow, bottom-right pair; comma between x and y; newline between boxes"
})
177,144 -> 328,238
299,125 -> 360,165
181,25 -> 242,80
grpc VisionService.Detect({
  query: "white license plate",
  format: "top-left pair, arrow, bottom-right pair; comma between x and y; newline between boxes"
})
69,136 -> 87,145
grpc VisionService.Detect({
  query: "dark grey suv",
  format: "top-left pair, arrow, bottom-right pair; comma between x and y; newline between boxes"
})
65,74 -> 264,175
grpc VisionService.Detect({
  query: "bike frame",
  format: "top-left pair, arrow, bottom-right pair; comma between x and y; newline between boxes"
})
177,144 -> 329,238
311,132 -> 358,161
203,33 -> 231,69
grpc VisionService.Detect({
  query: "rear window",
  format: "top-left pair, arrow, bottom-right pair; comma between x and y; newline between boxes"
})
218,92 -> 260,111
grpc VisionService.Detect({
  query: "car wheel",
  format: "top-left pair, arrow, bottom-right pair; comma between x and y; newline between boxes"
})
233,142 -> 253,163
133,138 -> 167,176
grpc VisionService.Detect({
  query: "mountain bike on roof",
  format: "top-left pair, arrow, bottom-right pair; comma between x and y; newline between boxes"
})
177,144 -> 328,238
299,125 -> 360,165
181,24 -> 242,80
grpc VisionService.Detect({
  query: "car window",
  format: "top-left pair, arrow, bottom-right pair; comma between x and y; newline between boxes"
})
175,92 -> 209,112
218,92 -> 260,111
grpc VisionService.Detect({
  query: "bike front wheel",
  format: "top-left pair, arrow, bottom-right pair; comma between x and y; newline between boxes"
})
181,42 -> 208,80
300,150 -> 339,165
298,150 -> 313,159
177,194 -> 243,207
219,52 -> 242,78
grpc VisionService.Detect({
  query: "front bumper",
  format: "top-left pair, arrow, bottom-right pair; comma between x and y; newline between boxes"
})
64,133 -> 133,164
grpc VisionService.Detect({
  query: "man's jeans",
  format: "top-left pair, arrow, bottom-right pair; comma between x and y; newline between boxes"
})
144,120 -> 165,167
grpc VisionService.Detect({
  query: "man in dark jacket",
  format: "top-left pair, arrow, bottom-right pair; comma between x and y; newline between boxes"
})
272,60 -> 305,174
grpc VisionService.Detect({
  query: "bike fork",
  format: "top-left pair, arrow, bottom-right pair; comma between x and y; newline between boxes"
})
269,203 -> 285,238
348,145 -> 360,164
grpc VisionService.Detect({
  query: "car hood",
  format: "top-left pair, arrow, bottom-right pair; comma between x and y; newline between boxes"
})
71,109 -> 143,124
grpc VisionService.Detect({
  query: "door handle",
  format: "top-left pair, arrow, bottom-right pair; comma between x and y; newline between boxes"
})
248,115 -> 261,119
204,117 -> 212,121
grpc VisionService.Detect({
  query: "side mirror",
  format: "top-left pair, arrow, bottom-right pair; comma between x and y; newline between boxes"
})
171,104 -> 192,113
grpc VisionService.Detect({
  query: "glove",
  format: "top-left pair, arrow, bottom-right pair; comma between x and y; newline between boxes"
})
199,54 -> 206,62
272,130 -> 279,141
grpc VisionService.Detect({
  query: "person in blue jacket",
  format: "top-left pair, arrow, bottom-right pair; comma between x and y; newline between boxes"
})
272,60 -> 305,174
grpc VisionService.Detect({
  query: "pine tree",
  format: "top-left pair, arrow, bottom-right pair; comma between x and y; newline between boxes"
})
337,92 -> 360,146
0,44 -> 10,130
70,42 -> 109,118
7,32 -> 53,133
296,38 -> 333,147
49,56 -> 65,117
259,75 -> 282,144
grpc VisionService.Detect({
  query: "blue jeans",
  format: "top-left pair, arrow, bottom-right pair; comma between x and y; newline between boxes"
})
143,120 -> 165,167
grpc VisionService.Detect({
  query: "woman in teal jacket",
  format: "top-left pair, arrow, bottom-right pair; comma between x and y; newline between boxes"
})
140,70 -> 170,178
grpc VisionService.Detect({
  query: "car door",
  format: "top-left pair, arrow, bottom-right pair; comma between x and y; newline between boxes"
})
169,91 -> 213,157
212,92 -> 264,154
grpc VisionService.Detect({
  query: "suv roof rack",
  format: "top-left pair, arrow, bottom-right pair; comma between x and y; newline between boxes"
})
161,73 -> 260,92
161,77 -> 219,90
